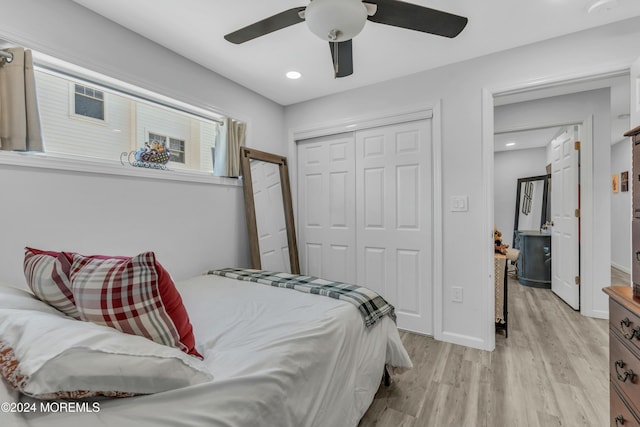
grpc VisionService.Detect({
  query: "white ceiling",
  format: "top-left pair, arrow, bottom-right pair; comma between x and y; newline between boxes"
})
71,0 -> 640,106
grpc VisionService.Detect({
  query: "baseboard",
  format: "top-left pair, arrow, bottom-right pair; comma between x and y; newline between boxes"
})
440,331 -> 490,351
582,307 -> 609,320
612,262 -> 631,275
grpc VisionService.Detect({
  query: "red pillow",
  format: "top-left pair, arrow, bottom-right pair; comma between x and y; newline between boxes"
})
69,251 -> 202,359
23,247 -> 80,319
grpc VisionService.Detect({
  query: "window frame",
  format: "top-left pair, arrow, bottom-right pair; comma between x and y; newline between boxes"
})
72,83 -> 105,122
3,51 -> 235,186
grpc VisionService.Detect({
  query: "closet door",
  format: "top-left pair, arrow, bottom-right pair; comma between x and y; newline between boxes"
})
297,133 -> 357,283
356,120 -> 433,335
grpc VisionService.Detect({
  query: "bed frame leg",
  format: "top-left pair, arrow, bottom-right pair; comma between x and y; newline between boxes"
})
383,365 -> 391,387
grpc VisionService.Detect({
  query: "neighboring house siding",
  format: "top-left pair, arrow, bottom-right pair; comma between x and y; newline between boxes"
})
199,123 -> 217,172
36,71 -> 132,160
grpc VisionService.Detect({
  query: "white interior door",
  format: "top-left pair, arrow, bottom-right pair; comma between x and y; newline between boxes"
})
550,126 -> 580,309
355,120 -> 433,334
297,133 -> 357,283
250,160 -> 289,272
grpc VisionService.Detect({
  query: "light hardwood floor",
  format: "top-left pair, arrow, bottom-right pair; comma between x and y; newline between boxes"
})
358,268 -> 630,427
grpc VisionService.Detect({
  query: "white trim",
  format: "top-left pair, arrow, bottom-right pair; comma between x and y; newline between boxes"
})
611,263 -> 631,276
440,331 -> 486,349
481,88 -> 496,352
0,151 -> 242,187
488,64 -> 630,98
291,107 -> 434,141
588,309 -> 609,320
432,101 -> 444,342
578,115 -> 596,318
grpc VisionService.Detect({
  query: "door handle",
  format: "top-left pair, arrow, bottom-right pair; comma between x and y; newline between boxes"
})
615,360 -> 635,383
620,317 -> 640,339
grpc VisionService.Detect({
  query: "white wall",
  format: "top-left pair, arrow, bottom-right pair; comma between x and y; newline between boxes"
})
611,139 -> 632,273
494,147 -> 548,247
0,0 -> 286,287
285,18 -> 640,349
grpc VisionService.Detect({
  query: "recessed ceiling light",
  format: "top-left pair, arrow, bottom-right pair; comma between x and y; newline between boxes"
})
506,142 -> 516,147
586,0 -> 619,14
286,71 -> 302,80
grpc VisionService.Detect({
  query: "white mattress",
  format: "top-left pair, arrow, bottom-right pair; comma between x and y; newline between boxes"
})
5,273 -> 411,427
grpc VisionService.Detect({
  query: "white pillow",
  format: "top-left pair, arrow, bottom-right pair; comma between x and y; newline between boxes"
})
0,284 -> 212,399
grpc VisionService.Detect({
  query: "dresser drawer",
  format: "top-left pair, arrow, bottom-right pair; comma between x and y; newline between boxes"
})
611,335 -> 640,414
610,299 -> 640,351
612,383 -> 640,427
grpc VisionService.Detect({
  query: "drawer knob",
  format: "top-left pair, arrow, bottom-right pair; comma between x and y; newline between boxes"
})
615,360 -> 635,383
620,318 -> 640,340
615,415 -> 625,426
636,251 -> 640,261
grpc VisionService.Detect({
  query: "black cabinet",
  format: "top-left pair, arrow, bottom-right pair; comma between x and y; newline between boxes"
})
516,231 -> 551,288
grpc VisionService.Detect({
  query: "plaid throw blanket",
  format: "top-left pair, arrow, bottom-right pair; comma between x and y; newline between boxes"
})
207,268 -> 396,328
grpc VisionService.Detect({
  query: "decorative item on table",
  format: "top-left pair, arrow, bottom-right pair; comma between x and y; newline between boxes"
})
494,226 -> 509,255
120,140 -> 170,170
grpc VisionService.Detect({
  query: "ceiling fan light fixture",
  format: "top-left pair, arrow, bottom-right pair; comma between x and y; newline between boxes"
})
305,0 -> 368,42
586,0 -> 619,13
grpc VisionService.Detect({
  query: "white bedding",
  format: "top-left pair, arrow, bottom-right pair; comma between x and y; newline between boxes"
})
2,273 -> 411,427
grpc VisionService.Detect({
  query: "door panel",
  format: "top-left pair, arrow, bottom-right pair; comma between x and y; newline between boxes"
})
356,120 -> 433,334
297,133 -> 357,284
551,127 -> 580,309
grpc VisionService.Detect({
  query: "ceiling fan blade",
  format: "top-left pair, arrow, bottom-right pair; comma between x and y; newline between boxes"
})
224,7 -> 306,44
367,0 -> 468,38
329,40 -> 354,78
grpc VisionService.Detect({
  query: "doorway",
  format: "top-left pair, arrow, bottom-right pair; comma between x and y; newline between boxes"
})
486,73 -> 630,343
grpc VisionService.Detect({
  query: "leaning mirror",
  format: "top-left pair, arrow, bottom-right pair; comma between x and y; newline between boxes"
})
240,147 -> 300,274
513,174 -> 550,248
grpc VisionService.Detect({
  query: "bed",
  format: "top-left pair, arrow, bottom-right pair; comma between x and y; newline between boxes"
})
0,251 -> 412,427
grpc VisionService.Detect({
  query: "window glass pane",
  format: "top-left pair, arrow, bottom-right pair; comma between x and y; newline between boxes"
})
170,150 -> 185,164
35,68 -> 220,173
74,93 -> 104,120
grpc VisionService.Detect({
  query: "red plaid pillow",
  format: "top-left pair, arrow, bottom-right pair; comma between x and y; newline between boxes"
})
69,252 -> 202,359
23,247 -> 80,319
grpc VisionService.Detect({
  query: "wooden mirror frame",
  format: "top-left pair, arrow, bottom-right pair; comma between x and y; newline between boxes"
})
512,174 -> 551,248
239,147 -> 300,274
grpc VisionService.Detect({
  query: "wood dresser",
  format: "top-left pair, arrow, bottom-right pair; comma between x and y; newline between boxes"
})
605,286 -> 640,426
607,125 -> 640,425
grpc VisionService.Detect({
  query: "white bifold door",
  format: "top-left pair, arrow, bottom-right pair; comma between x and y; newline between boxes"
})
297,119 -> 433,335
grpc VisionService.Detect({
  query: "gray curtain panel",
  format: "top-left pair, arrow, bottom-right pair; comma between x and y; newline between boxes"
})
0,48 -> 43,152
226,119 -> 246,177
214,118 -> 246,177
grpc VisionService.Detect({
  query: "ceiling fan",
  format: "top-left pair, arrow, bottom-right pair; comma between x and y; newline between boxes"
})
224,0 -> 468,78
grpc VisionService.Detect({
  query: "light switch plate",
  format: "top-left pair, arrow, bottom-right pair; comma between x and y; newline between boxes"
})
450,195 -> 469,212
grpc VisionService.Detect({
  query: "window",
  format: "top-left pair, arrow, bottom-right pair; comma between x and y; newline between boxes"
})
148,133 -> 186,164
32,59 -> 224,174
169,138 -> 186,164
74,84 -> 104,120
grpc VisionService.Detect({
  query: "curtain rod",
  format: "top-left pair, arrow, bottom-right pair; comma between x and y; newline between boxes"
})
0,50 -> 13,63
